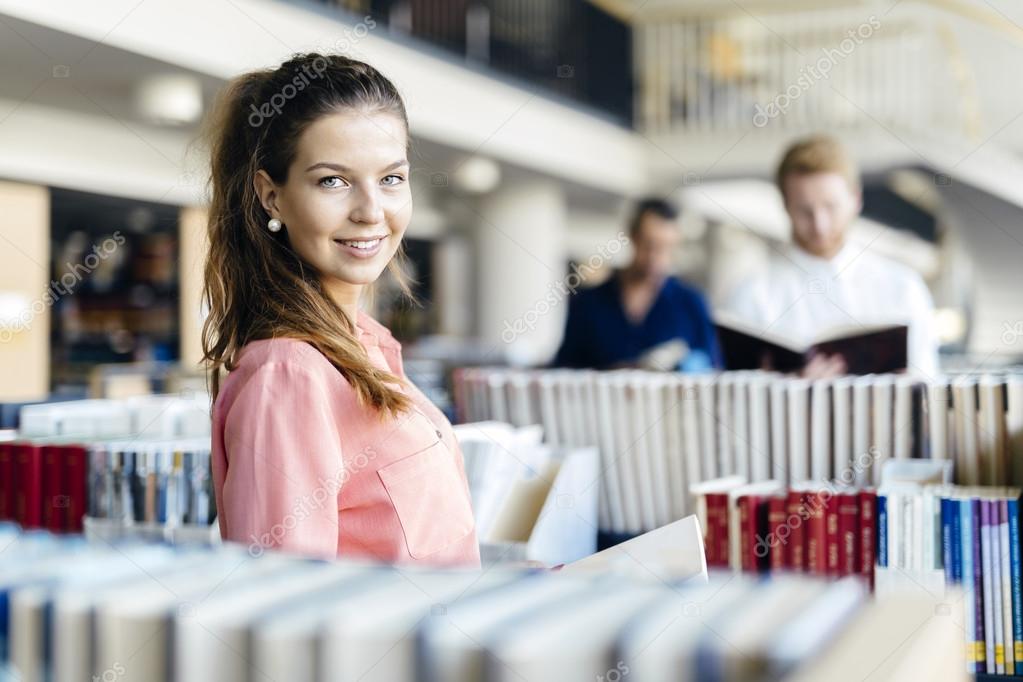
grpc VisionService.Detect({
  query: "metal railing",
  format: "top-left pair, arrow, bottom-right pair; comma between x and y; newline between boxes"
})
308,0 -> 634,125
631,3 -> 1005,142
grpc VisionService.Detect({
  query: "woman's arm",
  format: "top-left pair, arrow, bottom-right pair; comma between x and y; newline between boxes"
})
221,361 -> 344,559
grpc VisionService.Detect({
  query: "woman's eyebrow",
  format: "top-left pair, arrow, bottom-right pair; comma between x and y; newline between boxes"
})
304,160 -> 409,173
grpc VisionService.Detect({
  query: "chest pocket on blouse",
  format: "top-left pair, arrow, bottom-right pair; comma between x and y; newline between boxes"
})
377,438 -> 476,559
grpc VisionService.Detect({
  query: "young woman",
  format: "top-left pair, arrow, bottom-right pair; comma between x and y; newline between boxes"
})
201,53 -> 480,567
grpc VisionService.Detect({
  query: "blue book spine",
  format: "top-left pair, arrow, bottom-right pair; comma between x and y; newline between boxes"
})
941,497 -> 953,582
877,494 -> 888,568
951,497 -> 963,584
1009,497 -> 1023,674
974,498 -> 987,673
962,498 -> 977,673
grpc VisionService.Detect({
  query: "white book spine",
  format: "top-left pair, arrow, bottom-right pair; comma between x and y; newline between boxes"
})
832,379 -> 852,483
749,379 -> 771,483
978,377 -> 1007,486
810,380 -> 831,482
555,373 -> 580,448
852,378 -> 872,488
887,490 -> 901,570
717,375 -> 735,476
1008,376 -> 1023,487
662,379 -> 688,522
681,378 -> 703,512
927,381 -> 949,461
955,378 -> 980,487
786,380 -> 810,484
537,376 -> 561,447
487,373 -> 510,424
610,375 -> 643,533
732,376 -> 750,482
871,378 -> 894,487
629,376 -> 659,531
893,378 -> 914,460
770,381 -> 787,486
698,379 -> 718,481
595,377 -> 626,532
644,380 -> 673,528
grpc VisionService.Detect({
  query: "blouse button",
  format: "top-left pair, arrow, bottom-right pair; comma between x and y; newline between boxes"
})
435,429 -> 443,439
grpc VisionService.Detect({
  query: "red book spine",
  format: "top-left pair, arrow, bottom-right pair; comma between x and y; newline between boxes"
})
767,495 -> 787,573
13,443 -> 43,529
0,443 -> 12,520
63,445 -> 88,533
826,493 -> 840,577
739,495 -> 763,573
859,489 -> 876,590
805,490 -> 828,575
837,492 -> 860,577
704,493 -> 730,567
786,490 -> 805,571
41,446 -> 64,533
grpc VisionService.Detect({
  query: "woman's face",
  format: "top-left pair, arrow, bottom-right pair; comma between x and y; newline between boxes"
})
256,109 -> 412,307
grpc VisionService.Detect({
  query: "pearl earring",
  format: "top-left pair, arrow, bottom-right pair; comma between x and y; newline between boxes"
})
267,218 -> 282,233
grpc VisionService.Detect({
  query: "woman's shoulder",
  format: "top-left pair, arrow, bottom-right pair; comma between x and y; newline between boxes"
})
235,337 -> 333,372
214,338 -> 342,415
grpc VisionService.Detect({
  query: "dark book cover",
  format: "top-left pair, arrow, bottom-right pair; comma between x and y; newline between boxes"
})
837,491 -> 860,577
767,494 -> 787,573
63,445 -> 88,533
804,490 -> 828,575
41,446 -> 65,533
860,489 -> 876,591
0,443 -> 12,520
13,443 -> 43,529
704,492 -> 730,567
786,489 -> 805,571
715,316 -> 908,375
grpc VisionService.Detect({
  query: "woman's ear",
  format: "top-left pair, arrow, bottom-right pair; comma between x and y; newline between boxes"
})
253,169 -> 279,218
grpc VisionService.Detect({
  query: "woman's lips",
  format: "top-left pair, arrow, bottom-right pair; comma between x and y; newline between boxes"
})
333,236 -> 385,259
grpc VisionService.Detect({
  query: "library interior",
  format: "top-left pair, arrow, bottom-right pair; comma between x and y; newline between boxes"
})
1,0 -> 1023,680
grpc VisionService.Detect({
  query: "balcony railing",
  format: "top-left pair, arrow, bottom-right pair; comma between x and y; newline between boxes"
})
630,2 -> 1011,144
307,0 -> 634,126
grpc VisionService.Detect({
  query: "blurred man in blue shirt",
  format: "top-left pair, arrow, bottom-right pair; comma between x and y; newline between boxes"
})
553,198 -> 721,371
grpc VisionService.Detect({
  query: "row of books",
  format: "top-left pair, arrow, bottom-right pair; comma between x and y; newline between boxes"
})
452,367 -> 1023,534
879,483 -> 1023,676
0,526 -> 962,682
16,393 -> 210,440
0,436 -> 216,533
691,477 -> 877,588
0,395 -> 215,534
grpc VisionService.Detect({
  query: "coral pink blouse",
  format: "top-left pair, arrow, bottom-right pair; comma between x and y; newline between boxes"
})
211,311 -> 481,568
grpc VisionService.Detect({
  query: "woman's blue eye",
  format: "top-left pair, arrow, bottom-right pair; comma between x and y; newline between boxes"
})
319,176 -> 345,188
382,174 -> 405,186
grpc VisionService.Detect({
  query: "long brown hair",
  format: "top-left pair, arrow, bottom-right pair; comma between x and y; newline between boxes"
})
201,53 -> 413,416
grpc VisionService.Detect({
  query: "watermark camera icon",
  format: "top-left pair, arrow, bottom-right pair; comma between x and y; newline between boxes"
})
1002,321 -> 1023,345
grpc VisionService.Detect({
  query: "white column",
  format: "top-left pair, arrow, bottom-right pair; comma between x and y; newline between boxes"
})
476,178 -> 566,366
